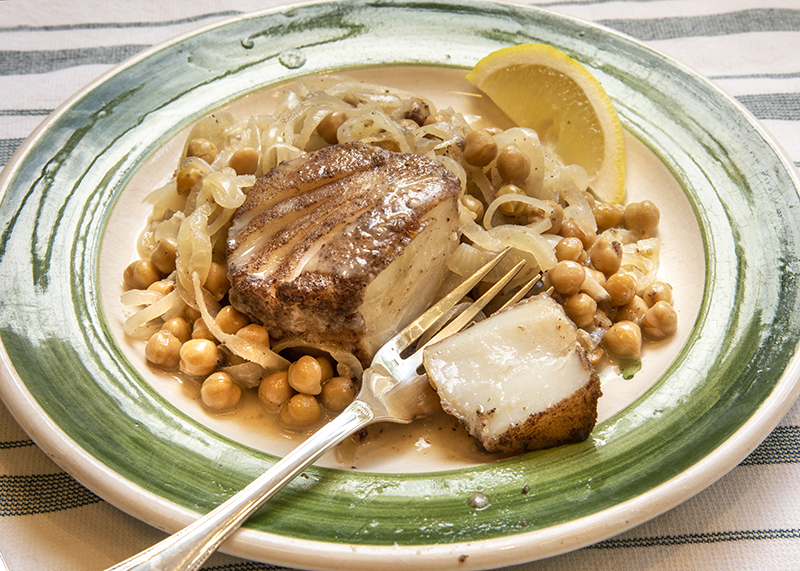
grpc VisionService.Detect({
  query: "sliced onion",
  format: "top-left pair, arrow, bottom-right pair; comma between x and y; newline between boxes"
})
446,242 -> 495,277
562,185 -> 597,232
262,142 -> 303,172
293,96 -> 351,149
601,227 -> 640,245
458,205 -> 502,252
205,205 -> 237,239
580,273 -> 611,303
446,239 -> 535,285
435,155 -> 467,194
120,289 -> 164,307
527,216 -> 552,235
203,170 -> 246,209
338,102 -> 412,153
143,179 -> 183,216
182,111 -> 236,159
488,225 -> 558,271
175,202 -> 214,305
123,290 -> 180,338
468,166 -> 495,205
622,238 -> 661,292
153,212 -> 184,245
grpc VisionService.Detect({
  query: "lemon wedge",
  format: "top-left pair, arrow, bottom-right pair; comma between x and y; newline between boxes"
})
467,43 -> 626,204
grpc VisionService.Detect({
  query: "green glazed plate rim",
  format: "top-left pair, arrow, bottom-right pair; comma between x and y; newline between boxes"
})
2,1 -> 800,569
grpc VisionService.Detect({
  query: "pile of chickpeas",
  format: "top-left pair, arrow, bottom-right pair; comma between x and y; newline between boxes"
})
543,197 -> 678,365
122,133 -> 359,429
455,128 -> 678,367
126,264 -> 359,429
126,112 -> 676,434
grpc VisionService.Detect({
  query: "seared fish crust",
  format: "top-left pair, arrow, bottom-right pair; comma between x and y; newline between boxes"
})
227,142 -> 461,365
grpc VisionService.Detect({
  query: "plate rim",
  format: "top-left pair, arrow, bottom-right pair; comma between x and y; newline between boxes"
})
2,0 -> 800,569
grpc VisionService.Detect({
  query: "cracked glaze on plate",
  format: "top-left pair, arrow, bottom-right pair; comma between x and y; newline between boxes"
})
1,1 -> 800,569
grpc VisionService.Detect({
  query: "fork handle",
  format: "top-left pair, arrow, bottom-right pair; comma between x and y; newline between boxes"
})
105,399 -> 376,571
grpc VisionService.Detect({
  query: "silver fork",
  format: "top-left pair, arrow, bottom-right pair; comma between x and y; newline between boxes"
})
107,248 -> 534,571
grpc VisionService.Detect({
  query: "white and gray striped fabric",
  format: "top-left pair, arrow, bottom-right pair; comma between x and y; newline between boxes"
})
1,1 -> 799,570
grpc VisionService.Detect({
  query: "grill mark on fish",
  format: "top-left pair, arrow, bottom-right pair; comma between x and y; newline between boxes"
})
232,175 -> 377,280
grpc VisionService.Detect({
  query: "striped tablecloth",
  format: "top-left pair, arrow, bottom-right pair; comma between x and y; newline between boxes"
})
1,1 -> 799,569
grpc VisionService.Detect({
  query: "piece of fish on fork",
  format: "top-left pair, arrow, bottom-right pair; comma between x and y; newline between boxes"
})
107,247 -> 534,571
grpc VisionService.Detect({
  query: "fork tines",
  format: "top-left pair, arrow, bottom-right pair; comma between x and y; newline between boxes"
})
384,247 -> 537,363
388,248 -> 510,355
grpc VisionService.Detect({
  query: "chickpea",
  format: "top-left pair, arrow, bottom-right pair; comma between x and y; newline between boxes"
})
559,219 -> 597,250
461,194 -> 485,222
497,145 -> 531,186
186,137 -> 218,165
642,301 -> 678,340
184,305 -> 201,323
236,323 -> 270,347
179,338 -> 221,377
605,272 -> 637,306
316,355 -> 335,383
405,99 -> 431,126
462,129 -> 497,167
123,259 -> 162,290
523,200 -> 559,230
287,355 -> 323,395
615,295 -> 648,325
201,372 -> 241,411
192,318 -> 217,342
280,394 -> 322,429
590,237 -> 623,276
564,293 -> 597,328
204,262 -> 230,300
145,329 -> 181,369
147,280 -> 174,296
316,111 -> 347,144
624,200 -> 660,237
587,346 -> 605,367
342,94 -> 360,107
162,316 -> 191,343
548,260 -> 586,296
176,164 -> 204,194
320,376 -> 357,412
604,321 -> 642,360
544,200 -> 564,234
593,202 -> 624,232
555,237 -> 587,263
215,305 -> 249,335
258,371 -> 294,413
496,184 -> 527,217
149,237 -> 178,275
228,147 -> 260,175
642,281 -> 673,307
582,191 -> 596,210
423,113 -> 449,126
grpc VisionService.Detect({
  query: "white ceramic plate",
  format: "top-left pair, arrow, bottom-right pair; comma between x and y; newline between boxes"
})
2,1 -> 800,570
